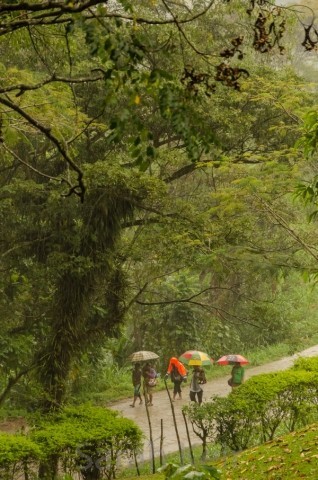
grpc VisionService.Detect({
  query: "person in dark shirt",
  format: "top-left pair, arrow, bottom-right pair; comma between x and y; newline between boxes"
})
130,362 -> 143,407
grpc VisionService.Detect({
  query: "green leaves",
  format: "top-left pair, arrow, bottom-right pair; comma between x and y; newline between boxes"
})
158,463 -> 221,480
0,433 -> 42,467
298,110 -> 318,158
0,405 -> 143,479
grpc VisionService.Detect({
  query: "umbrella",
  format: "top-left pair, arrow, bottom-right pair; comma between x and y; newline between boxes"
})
217,354 -> 249,365
129,351 -> 159,363
179,350 -> 213,366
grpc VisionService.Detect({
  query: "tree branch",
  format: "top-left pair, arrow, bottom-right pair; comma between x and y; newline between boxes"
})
0,94 -> 85,201
0,72 -> 105,96
257,195 -> 318,263
0,364 -> 37,407
0,0 -> 216,35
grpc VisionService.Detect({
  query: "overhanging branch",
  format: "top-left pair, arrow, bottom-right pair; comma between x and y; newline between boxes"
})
0,94 -> 85,201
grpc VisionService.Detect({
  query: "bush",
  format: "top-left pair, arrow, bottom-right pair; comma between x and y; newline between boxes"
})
234,370 -> 318,437
158,462 -> 221,480
0,432 -> 42,480
30,405 -> 143,480
292,356 -> 318,372
184,369 -> 318,454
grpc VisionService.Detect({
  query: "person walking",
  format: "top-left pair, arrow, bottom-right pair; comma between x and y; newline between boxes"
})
189,365 -> 206,405
130,362 -> 143,407
229,361 -> 245,390
165,357 -> 187,400
142,362 -> 157,406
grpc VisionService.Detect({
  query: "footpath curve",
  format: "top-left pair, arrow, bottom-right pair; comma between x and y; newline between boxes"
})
110,344 -> 318,465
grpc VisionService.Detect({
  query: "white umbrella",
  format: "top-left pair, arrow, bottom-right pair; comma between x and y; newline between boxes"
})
129,351 -> 159,363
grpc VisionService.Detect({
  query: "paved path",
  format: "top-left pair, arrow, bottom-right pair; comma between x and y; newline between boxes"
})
110,344 -> 318,465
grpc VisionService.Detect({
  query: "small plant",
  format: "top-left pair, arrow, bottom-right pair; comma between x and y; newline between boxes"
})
158,462 -> 221,480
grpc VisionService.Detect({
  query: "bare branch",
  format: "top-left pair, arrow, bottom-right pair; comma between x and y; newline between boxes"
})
0,0 -> 216,35
0,94 -> 85,201
0,363 -> 37,407
257,195 -> 318,262
0,73 -> 105,96
2,143 -> 66,183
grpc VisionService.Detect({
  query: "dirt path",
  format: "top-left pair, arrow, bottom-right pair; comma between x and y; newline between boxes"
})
110,344 -> 318,464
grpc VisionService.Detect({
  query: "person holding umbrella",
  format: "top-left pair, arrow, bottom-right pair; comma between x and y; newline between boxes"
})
178,350 -> 212,405
189,365 -> 206,405
229,361 -> 245,390
216,354 -> 248,390
128,351 -> 160,406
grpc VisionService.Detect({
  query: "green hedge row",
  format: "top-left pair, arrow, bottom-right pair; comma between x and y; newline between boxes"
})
0,405 -> 143,480
184,363 -> 318,455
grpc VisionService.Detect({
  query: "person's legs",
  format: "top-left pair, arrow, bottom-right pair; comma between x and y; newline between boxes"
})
173,382 -> 178,400
131,385 -> 141,406
148,391 -> 153,405
136,384 -> 142,404
190,390 -> 197,402
143,385 -> 150,404
176,381 -> 182,399
197,389 -> 203,405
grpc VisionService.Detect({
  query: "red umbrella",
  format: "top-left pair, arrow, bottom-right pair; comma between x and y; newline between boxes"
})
217,354 -> 249,365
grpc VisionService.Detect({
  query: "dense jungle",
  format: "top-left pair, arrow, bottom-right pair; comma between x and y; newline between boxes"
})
1,0 -> 318,479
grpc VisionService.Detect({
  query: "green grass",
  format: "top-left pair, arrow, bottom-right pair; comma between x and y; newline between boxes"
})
215,422 -> 318,479
117,443 -> 222,478
117,423 -> 318,480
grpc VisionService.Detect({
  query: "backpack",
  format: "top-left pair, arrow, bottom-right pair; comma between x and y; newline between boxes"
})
171,365 -> 182,382
198,369 -> 207,384
147,367 -> 157,387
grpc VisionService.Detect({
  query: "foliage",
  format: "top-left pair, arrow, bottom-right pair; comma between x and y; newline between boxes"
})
292,356 -> 318,372
0,405 -> 143,479
158,462 -> 221,480
30,405 -> 143,480
1,0 -> 318,415
215,422 -> 318,479
0,432 -> 42,480
183,365 -> 318,453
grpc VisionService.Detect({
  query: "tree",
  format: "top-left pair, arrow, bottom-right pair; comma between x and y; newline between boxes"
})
1,0 -> 318,410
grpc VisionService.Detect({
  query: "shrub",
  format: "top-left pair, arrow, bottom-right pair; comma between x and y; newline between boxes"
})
0,432 -> 42,480
158,462 -> 221,480
183,402 -> 219,459
292,356 -> 318,372
184,369 -> 318,454
234,370 -> 318,437
30,405 -> 143,480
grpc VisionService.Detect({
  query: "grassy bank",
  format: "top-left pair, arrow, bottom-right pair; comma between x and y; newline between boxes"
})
116,422 -> 318,480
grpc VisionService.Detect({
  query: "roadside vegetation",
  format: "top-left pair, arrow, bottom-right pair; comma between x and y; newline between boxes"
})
1,0 -> 318,478
2,356 -> 318,479
116,423 -> 318,480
